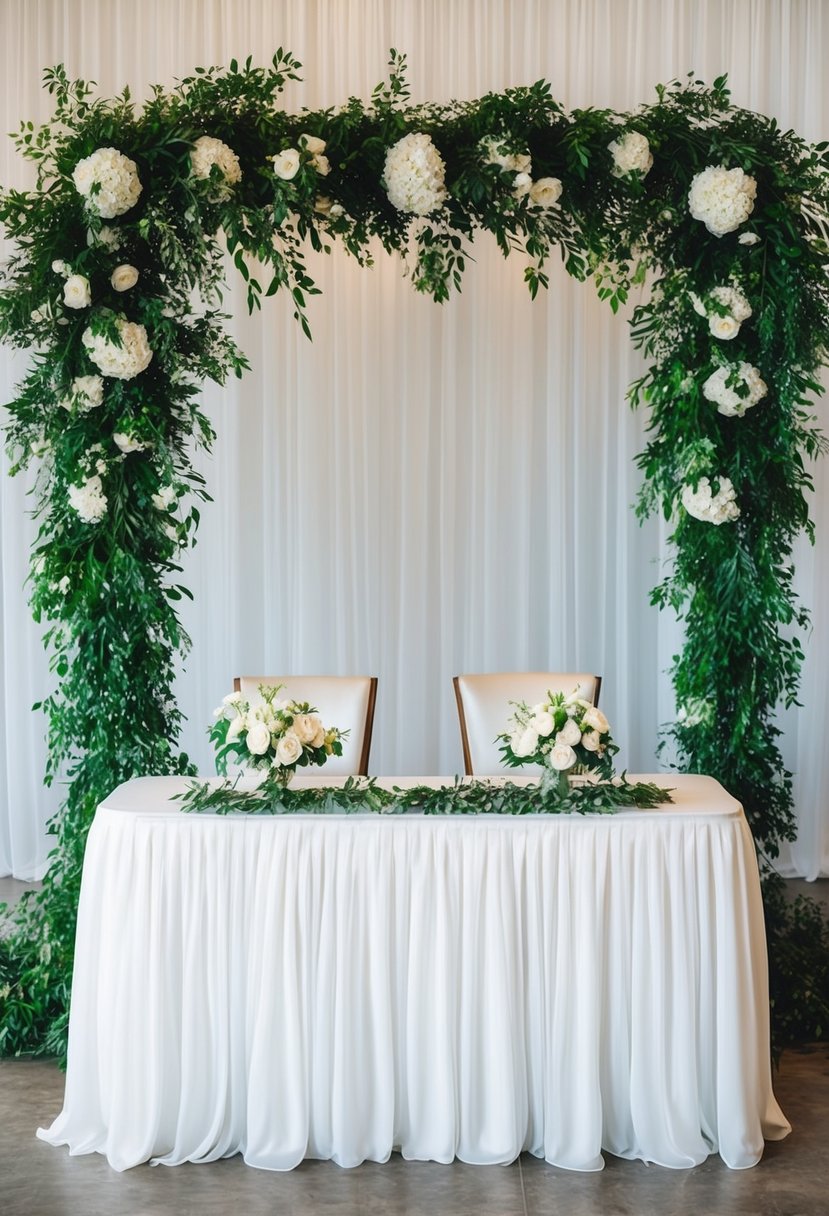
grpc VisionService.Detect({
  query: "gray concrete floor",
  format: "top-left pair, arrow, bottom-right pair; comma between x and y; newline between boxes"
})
2,877 -> 829,1215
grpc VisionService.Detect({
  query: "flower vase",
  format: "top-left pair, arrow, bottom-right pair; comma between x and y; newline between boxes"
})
541,766 -> 571,802
273,766 -> 295,790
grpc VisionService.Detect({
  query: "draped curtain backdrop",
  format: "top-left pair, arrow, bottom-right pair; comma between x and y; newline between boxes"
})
0,0 -> 826,879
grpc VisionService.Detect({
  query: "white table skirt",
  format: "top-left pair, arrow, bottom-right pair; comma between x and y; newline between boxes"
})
38,773 -> 790,1173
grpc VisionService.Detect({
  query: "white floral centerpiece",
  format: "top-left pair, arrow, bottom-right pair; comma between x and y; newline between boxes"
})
210,683 -> 348,789
497,689 -> 618,798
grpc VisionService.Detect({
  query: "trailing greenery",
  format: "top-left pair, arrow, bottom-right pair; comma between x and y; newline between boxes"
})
0,55 -> 828,1058
174,772 -> 672,816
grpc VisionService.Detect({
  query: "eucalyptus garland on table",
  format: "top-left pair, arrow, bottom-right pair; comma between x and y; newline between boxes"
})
0,53 -> 828,1057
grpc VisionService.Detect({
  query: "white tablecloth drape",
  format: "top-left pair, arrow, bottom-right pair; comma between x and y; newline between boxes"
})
38,774 -> 789,1172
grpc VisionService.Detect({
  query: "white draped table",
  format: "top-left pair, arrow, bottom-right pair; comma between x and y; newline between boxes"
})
38,773 -> 790,1173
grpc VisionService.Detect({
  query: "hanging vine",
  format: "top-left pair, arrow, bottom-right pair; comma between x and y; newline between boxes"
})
0,54 -> 828,1057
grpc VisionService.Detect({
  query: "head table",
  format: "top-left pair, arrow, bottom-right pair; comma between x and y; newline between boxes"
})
38,772 -> 789,1173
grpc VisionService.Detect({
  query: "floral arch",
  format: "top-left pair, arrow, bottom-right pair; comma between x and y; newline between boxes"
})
1,54 -> 828,1054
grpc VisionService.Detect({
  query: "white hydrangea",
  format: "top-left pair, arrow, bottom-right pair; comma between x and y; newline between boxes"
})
61,375 -> 104,413
681,476 -> 740,525
688,166 -> 757,237
608,130 -> 653,177
190,135 -> 242,197
82,316 -> 153,380
383,132 -> 447,216
702,362 -> 768,417
72,148 -> 143,219
68,475 -> 108,524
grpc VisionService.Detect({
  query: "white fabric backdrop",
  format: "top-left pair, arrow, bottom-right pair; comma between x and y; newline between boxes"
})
0,0 -> 826,879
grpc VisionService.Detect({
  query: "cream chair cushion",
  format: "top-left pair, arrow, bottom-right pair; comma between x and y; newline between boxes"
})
454,672 -> 601,776
236,676 -> 376,776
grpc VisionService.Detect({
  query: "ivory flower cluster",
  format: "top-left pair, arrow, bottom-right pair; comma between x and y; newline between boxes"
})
383,132 -> 447,216
60,375 -> 104,413
608,130 -> 653,177
68,474 -> 108,524
210,683 -> 347,779
72,147 -> 143,218
688,165 -> 757,237
480,137 -> 563,207
691,284 -> 753,340
702,361 -> 767,416
681,476 -> 740,524
498,689 -> 615,780
190,135 -> 242,197
82,315 -> 153,379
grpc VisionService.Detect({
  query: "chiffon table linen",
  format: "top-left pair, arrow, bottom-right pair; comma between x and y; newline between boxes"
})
38,773 -> 789,1172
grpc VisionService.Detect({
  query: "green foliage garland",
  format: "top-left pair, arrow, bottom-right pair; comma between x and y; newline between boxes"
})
0,55 -> 828,1057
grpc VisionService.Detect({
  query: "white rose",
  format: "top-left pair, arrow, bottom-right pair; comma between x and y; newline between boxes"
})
272,148 -> 301,180
300,134 -> 326,155
312,154 -> 330,176
63,275 -> 91,309
111,264 -> 139,292
583,706 -> 610,733
512,172 -> 532,199
709,314 -> 740,340
292,714 -> 320,745
548,744 -> 576,771
310,720 -> 326,748
529,176 -> 563,208
531,711 -> 555,738
581,730 -> 602,752
51,259 -> 70,277
512,726 -> 539,758
246,721 -> 272,755
556,718 -> 582,746
276,731 -> 303,765
227,714 -> 245,740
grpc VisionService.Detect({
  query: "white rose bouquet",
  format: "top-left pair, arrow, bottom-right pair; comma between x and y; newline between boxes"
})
209,683 -> 348,787
497,689 -> 618,795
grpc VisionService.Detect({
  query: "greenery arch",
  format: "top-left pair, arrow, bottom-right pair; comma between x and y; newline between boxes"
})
1,54 -> 828,1056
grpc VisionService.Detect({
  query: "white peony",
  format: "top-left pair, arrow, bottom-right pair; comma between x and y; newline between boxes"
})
383,132 -> 447,216
246,721 -> 272,756
82,316 -> 153,379
531,711 -> 556,738
111,264 -> 139,292
688,166 -> 757,237
529,176 -> 563,208
608,130 -> 653,177
190,135 -> 242,196
272,148 -> 301,180
681,476 -> 740,525
548,743 -> 577,771
276,731 -> 303,766
582,706 -> 610,733
702,362 -> 767,417
556,718 -> 582,747
68,475 -> 108,524
73,148 -> 142,218
63,275 -> 91,309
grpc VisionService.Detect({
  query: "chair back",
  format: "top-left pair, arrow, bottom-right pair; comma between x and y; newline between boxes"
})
453,672 -> 602,776
234,676 -> 378,776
